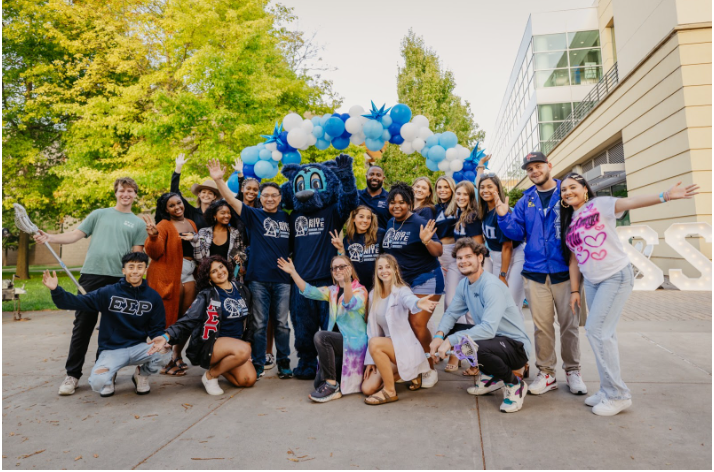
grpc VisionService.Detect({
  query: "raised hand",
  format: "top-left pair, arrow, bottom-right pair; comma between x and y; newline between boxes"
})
479,154 -> 492,167
140,214 -> 159,237
206,159 -> 226,182
42,270 -> 59,290
494,193 -> 510,217
277,257 -> 296,275
417,297 -> 438,313
329,230 -> 344,252
232,157 -> 244,175
667,181 -> 700,200
419,219 -> 437,242
175,153 -> 188,173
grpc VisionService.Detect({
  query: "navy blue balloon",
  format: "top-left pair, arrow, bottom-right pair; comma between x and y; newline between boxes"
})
463,171 -> 476,182
389,134 -> 405,145
243,164 -> 255,177
276,141 -> 288,153
453,171 -> 464,182
340,113 -> 350,122
388,122 -> 402,136
463,160 -> 476,172
332,136 -> 350,150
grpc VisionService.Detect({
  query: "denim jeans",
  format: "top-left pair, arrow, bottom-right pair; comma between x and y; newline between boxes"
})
249,281 -> 291,367
584,265 -> 634,401
87,343 -> 170,393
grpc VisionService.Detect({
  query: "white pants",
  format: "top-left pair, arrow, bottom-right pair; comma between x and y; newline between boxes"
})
439,243 -> 473,324
489,244 -> 526,318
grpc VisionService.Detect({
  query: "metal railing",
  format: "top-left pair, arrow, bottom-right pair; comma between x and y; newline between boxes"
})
541,63 -> 619,155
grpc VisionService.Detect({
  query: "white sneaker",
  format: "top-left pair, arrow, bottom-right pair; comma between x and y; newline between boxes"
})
58,376 -> 79,396
467,374 -> 504,396
528,372 -> 558,395
100,373 -> 117,398
592,398 -> 632,416
422,369 -> 438,388
585,390 -> 605,407
202,371 -> 224,396
566,371 -> 588,395
500,380 -> 528,413
132,367 -> 151,395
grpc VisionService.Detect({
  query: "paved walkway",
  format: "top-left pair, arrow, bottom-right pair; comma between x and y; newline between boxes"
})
2,290 -> 712,469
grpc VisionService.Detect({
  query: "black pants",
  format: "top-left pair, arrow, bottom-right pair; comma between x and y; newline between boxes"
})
66,273 -> 121,379
313,331 -> 342,385
448,324 -> 528,385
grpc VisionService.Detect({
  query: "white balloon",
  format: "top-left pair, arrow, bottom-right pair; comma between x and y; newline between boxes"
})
412,137 -> 426,152
345,117 -> 363,134
412,115 -> 429,129
399,123 -> 418,142
450,160 -> 464,172
445,170 -> 454,177
283,113 -> 303,131
307,134 -> 317,146
266,142 -> 277,151
418,127 -> 434,140
359,116 -> 368,125
350,134 -> 365,145
300,119 -> 314,133
271,150 -> 283,161
400,141 -> 413,154
287,128 -> 307,148
445,148 -> 458,161
349,105 -> 365,117
438,160 -> 451,172
458,146 -> 470,160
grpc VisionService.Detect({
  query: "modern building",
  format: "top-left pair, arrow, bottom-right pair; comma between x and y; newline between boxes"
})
490,0 -> 712,281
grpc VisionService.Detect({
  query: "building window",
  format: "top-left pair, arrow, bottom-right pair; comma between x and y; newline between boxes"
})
538,103 -> 573,122
533,33 -> 567,52
536,69 -> 570,88
534,30 -> 601,88
568,30 -> 601,49
571,66 -> 603,85
534,51 -> 569,70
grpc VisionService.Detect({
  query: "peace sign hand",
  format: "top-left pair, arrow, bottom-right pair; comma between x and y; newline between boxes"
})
494,192 -> 510,217
140,214 -> 159,237
667,181 -> 700,201
329,230 -> 344,252
419,219 -> 437,243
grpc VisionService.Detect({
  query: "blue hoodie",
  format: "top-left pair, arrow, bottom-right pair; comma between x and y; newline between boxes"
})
496,179 -> 569,276
51,279 -> 166,352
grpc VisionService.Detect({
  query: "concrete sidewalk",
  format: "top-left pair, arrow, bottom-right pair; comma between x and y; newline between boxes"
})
2,291 -> 711,469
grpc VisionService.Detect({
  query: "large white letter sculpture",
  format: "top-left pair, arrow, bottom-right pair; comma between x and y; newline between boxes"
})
664,222 -> 713,291
616,225 -> 664,291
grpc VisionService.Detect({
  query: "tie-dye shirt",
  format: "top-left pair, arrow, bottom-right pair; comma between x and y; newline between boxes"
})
565,197 -> 629,284
299,281 -> 368,395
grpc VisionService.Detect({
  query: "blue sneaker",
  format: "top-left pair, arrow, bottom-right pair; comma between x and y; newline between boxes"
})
309,382 -> 342,403
254,364 -> 265,379
277,359 -> 293,379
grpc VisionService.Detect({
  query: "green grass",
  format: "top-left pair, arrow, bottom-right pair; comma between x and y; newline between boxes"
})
2,271 -> 82,312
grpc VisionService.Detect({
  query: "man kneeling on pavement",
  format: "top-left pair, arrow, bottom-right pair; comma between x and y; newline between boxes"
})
42,252 -> 170,397
429,238 -> 532,413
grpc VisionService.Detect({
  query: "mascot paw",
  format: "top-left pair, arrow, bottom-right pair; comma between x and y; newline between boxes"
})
293,359 -> 318,380
334,153 -> 353,170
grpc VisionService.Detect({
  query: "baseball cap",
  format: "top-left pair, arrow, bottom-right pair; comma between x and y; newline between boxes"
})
521,151 -> 549,170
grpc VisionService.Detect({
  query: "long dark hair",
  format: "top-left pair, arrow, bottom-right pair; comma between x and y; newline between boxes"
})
559,172 -> 596,263
155,192 -> 181,224
204,199 -> 232,227
477,174 -> 506,220
196,255 -> 235,292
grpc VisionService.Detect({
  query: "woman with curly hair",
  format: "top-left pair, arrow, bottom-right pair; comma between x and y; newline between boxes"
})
330,205 -> 384,292
148,256 -> 257,395
141,192 -> 197,375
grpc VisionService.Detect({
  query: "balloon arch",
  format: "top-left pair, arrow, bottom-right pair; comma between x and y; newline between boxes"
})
227,102 -> 486,191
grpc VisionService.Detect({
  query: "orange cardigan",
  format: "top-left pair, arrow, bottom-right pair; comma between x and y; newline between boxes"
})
145,219 -> 197,327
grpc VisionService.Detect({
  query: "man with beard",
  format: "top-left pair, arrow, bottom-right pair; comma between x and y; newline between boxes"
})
493,151 -> 587,397
429,238 -> 531,413
358,165 -> 390,229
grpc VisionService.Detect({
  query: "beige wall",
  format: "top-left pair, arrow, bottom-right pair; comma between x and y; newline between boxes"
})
3,219 -> 90,268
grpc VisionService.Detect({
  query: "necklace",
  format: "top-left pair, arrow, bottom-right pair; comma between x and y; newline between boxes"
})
391,213 -> 410,233
219,282 -> 235,294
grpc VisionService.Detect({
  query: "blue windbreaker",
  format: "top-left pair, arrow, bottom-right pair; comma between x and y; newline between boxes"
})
496,180 -> 569,275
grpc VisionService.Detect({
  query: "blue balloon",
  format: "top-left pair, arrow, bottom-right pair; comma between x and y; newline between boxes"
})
425,159 -> 440,172
332,136 -> 350,150
453,171 -> 464,182
439,131 -> 458,149
315,138 -> 331,150
380,115 -> 393,128
463,170 -> 476,182
254,160 -> 275,179
241,146 -> 260,165
365,138 -> 384,152
389,134 -> 404,145
425,134 -> 440,147
388,122 -> 402,136
340,113 -> 350,122
463,160 -> 476,172
363,120 -> 383,139
226,171 -> 240,193
381,129 -> 391,141
276,141 -> 288,153
428,145 -> 446,162
282,151 -> 301,165
419,146 -> 430,158
311,116 -> 321,125
257,143 -> 266,150
259,149 -> 272,161
243,164 -> 256,178
312,125 -> 324,138
340,128 -> 352,139
390,104 -> 412,124
324,117 -> 345,137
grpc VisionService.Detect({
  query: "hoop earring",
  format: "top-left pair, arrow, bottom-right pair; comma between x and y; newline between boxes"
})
584,192 -> 589,203
560,199 -> 570,208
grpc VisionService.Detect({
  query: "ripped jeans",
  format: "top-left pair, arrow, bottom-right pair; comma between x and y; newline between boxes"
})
88,343 -> 170,393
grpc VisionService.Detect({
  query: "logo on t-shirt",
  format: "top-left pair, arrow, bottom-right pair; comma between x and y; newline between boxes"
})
224,297 -> 248,319
108,296 -> 152,316
123,220 -> 136,229
294,216 -> 325,237
263,217 -> 289,238
377,201 -> 387,208
383,228 -> 409,249
347,242 -> 379,262
202,301 -> 220,339
483,225 -> 496,240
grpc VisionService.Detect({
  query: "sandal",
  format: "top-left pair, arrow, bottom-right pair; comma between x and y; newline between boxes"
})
364,389 -> 399,405
161,359 -> 187,376
462,366 -> 480,377
445,359 -> 461,373
408,373 -> 423,391
174,358 -> 189,371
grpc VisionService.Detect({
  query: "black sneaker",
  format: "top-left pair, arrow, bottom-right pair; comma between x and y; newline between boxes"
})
309,382 -> 342,403
265,353 -> 276,370
277,359 -> 293,379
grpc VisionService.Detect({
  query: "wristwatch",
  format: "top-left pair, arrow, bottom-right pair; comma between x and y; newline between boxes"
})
499,271 -> 507,278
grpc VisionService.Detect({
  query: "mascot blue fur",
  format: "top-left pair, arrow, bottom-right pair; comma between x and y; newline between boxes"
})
280,154 -> 359,379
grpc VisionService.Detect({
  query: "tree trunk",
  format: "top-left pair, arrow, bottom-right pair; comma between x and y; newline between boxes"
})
16,232 -> 31,279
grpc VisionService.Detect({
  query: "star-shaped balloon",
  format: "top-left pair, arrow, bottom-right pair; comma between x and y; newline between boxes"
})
362,101 -> 392,121
469,142 -> 487,163
261,121 -> 284,146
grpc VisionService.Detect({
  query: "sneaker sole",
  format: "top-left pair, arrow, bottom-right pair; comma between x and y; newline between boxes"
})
100,390 -> 115,398
527,382 -> 558,395
569,387 -> 588,395
58,389 -> 76,396
309,391 -> 342,403
592,403 -> 632,416
500,384 -> 528,413
468,384 -> 504,396
132,376 -> 150,395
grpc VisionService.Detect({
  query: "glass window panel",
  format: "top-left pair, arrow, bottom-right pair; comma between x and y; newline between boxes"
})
538,103 -> 573,121
570,65 -> 603,85
534,51 -> 569,70
568,30 -> 600,49
569,48 -> 602,67
533,33 -> 567,52
539,122 -> 562,141
535,69 -> 570,88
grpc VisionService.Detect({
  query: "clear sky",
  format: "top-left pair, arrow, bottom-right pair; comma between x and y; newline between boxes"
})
279,0 -> 592,150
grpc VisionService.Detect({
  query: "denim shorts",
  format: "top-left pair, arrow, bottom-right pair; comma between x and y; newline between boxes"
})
410,267 -> 445,295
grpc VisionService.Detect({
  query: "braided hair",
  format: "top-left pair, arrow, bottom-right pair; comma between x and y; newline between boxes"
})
154,192 -> 181,224
386,181 -> 414,211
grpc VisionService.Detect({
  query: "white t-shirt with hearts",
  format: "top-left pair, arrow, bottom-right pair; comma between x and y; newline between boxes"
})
565,197 -> 630,284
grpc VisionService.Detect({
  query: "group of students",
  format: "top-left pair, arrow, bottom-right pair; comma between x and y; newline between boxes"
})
36,150 -> 698,417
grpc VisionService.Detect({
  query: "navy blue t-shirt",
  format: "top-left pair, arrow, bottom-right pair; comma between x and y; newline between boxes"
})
453,210 -> 483,239
344,229 -> 385,292
359,188 -> 390,229
383,213 -> 440,285
434,203 -> 458,240
414,205 -> 436,221
215,284 -> 249,339
481,208 -> 521,252
291,205 -> 343,282
537,188 -> 557,210
238,206 -> 291,284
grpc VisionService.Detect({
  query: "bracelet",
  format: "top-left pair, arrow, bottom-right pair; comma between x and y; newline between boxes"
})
664,190 -> 670,202
162,333 -> 170,343
422,240 -> 431,246
659,191 -> 666,203
571,290 -> 579,294
433,333 -> 445,340
337,251 -> 344,256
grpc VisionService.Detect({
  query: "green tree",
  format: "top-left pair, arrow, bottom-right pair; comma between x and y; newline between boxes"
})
380,30 -> 485,186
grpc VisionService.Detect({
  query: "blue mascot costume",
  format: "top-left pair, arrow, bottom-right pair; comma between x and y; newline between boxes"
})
280,154 -> 359,379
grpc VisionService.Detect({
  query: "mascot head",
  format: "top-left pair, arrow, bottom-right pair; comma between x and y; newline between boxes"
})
280,154 -> 352,213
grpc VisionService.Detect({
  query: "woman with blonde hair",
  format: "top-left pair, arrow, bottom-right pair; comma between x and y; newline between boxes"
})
362,254 -> 438,404
412,176 -> 436,220
330,205 -> 385,292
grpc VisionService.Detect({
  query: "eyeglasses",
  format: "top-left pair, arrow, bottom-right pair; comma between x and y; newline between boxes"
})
261,193 -> 281,200
331,265 -> 349,272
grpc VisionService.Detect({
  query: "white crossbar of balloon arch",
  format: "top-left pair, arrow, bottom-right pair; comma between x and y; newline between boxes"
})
616,222 -> 712,291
